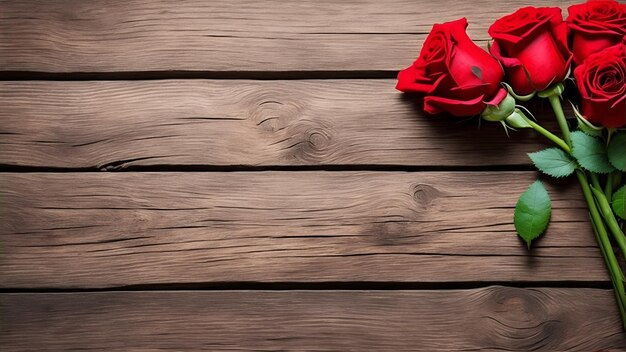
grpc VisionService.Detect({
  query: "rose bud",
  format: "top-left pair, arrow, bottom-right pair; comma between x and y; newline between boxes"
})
396,18 -> 507,117
489,7 -> 573,95
567,0 -> 626,65
573,42 -> 626,128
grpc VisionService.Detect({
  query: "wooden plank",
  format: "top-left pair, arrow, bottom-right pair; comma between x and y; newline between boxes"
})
0,80 -> 554,168
0,172 -> 604,288
0,0 -> 578,73
2,288 -> 625,351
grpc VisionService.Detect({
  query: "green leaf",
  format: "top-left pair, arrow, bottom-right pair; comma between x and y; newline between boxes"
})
528,148 -> 577,178
608,132 -> 626,171
571,131 -> 615,174
613,185 -> 626,220
514,180 -> 552,248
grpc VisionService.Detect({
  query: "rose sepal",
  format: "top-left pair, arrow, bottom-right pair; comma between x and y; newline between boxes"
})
481,92 -> 515,122
481,92 -> 533,130
570,101 -> 604,137
501,82 -> 535,102
537,82 -> 565,99
505,108 -> 533,129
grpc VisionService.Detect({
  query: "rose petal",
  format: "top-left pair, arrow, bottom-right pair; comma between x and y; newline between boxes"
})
489,7 -> 560,45
514,28 -> 568,91
575,41 -> 626,128
567,0 -> 626,64
484,87 -> 508,106
489,40 -> 522,68
583,95 -> 626,128
424,94 -> 486,117
396,66 -> 435,93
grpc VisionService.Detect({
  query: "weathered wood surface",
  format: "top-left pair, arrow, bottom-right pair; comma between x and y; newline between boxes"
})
2,288 -> 625,351
0,80 -> 554,168
2,0 -> 619,348
0,172 -> 603,288
0,0 -> 578,73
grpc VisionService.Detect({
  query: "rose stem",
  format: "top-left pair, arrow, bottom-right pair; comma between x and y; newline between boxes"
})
605,172 -> 614,200
590,172 -> 626,249
518,114 -> 570,153
591,172 -> 602,190
548,94 -> 571,146
577,169 -> 626,329
591,184 -> 626,257
548,95 -> 626,329
589,206 -> 626,328
520,114 -> 626,258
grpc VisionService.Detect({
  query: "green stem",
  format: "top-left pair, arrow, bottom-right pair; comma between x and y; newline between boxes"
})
591,186 -> 626,257
590,214 -> 626,325
615,171 -> 624,190
606,172 -> 614,201
548,94 -> 571,147
591,173 -> 603,191
519,114 -> 571,153
546,94 -> 626,329
578,171 -> 622,277
576,170 -> 626,328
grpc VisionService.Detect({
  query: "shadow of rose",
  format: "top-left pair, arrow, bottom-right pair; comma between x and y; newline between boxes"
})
396,91 -> 549,165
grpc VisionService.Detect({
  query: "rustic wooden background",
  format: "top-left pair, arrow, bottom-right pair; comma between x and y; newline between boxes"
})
1,0 -> 625,350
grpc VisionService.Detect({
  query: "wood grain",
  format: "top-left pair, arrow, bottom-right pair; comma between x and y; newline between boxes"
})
0,0 -> 578,73
0,80 -> 556,168
2,288 -> 625,351
2,0 -> 618,348
0,171 -> 604,288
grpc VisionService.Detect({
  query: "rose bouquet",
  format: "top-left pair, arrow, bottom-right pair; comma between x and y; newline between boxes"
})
397,0 -> 626,327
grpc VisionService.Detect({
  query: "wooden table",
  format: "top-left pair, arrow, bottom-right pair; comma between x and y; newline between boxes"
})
1,1 -> 625,350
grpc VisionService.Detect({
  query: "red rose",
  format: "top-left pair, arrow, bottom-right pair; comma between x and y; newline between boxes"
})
489,7 -> 572,95
396,18 -> 506,117
567,0 -> 626,65
573,42 -> 626,128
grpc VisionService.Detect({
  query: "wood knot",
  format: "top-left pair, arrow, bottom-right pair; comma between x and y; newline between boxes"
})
479,287 -> 562,349
278,120 -> 334,163
490,287 -> 546,316
306,129 -> 331,151
369,221 -> 409,246
411,184 -> 441,208
250,95 -> 301,132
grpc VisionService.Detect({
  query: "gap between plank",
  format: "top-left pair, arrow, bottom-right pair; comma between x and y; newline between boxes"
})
0,164 -> 536,173
0,281 -> 612,293
0,70 -> 398,81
